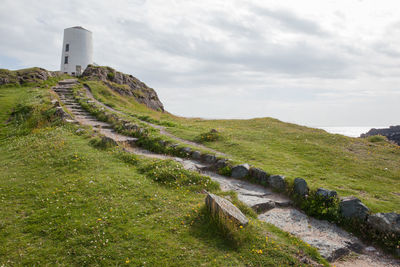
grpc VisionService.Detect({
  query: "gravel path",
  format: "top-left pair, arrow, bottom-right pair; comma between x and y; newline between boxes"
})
53,79 -> 400,266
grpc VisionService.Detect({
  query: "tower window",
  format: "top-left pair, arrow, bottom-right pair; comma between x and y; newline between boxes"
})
65,44 -> 69,52
64,56 -> 68,64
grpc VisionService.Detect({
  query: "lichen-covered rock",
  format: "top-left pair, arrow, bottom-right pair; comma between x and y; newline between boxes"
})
231,164 -> 250,178
191,151 -> 201,160
294,178 -> 309,197
316,188 -> 337,199
201,154 -> 217,164
205,193 -> 248,227
339,196 -> 369,221
82,65 -> 164,112
268,175 -> 286,191
368,212 -> 400,234
249,167 -> 269,184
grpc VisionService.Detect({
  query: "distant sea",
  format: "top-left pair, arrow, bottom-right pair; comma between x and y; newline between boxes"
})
316,126 -> 387,138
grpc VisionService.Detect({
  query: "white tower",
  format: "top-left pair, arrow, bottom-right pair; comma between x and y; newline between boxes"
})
60,26 -> 93,76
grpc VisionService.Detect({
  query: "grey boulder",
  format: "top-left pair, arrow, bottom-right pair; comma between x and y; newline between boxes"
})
339,196 -> 369,221
191,151 -> 201,160
316,188 -> 337,199
231,164 -> 250,178
268,175 -> 286,191
293,178 -> 309,197
249,167 -> 269,184
368,212 -> 400,234
202,154 -> 217,164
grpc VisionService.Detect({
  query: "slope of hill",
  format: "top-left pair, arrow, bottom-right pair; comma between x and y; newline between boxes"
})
83,75 -> 400,214
0,74 -> 327,266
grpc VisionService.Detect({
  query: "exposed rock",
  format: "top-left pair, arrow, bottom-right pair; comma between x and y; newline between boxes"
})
82,65 -> 164,112
249,167 -> 269,184
124,123 -> 139,131
293,178 -> 309,197
339,196 -> 369,221
201,154 -> 217,164
54,106 -> 72,120
259,208 -> 361,262
101,136 -> 118,147
205,192 -> 248,227
360,125 -> 400,145
50,99 -> 60,107
191,151 -> 201,160
231,164 -> 250,178
316,188 -> 337,199
368,212 -> 400,234
268,175 -> 286,191
0,67 -> 59,86
251,199 -> 276,213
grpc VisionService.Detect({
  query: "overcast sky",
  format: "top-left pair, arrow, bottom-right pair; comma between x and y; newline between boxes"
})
1,0 -> 399,126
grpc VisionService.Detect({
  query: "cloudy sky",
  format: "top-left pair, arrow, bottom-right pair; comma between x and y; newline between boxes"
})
1,0 -> 399,126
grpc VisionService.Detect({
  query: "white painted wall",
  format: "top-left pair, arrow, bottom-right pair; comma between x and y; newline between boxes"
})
60,26 -> 93,75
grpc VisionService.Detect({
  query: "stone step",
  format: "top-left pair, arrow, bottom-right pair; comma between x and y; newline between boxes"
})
58,79 -> 78,85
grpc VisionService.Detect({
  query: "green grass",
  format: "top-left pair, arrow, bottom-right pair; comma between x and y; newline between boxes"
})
0,84 -> 328,265
84,80 -> 400,213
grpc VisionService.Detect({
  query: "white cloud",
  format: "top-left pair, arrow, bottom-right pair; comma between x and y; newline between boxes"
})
0,0 -> 399,126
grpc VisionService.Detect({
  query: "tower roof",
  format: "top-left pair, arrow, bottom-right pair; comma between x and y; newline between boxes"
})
66,26 -> 92,32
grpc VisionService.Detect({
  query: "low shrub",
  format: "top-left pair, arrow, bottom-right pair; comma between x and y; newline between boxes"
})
367,135 -> 387,143
138,159 -> 219,192
89,136 -> 117,149
218,166 -> 232,176
195,129 -> 222,143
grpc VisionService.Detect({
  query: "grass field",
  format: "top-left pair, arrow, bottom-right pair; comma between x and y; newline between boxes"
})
84,80 -> 400,213
0,85 -> 327,265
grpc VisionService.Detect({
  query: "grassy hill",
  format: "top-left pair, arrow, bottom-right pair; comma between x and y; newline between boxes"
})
0,80 -> 327,265
83,80 -> 400,214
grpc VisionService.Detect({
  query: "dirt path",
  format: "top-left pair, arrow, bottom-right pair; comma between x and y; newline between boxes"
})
54,80 -> 400,266
83,85 -> 227,156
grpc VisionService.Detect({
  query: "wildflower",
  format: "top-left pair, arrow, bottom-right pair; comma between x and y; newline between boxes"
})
239,225 -> 243,229
125,258 -> 130,264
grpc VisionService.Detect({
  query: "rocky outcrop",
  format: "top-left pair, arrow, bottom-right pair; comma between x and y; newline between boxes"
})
81,65 -> 164,112
360,126 -> 400,145
0,67 -> 59,86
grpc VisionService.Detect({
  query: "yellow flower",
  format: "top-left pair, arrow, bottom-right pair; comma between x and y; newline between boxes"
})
97,218 -> 102,221
239,225 -> 243,229
125,258 -> 130,264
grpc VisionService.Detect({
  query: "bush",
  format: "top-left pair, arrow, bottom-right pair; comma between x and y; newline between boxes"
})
297,191 -> 340,223
106,72 -> 115,81
367,135 -> 387,143
138,159 -> 219,191
218,166 -> 232,176
195,129 -> 222,143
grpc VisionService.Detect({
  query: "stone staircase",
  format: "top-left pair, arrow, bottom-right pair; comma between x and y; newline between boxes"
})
53,79 -> 136,145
